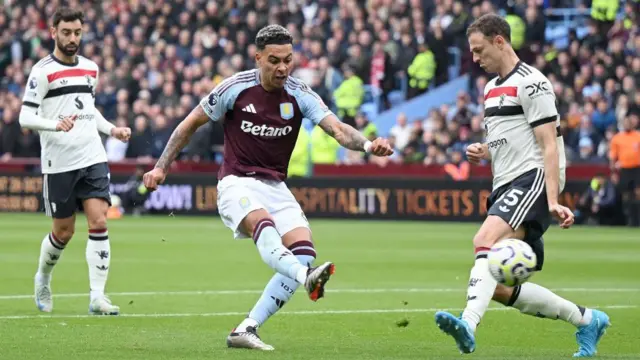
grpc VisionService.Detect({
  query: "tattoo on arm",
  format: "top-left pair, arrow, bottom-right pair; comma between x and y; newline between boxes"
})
155,126 -> 191,172
155,107 -> 206,172
320,119 -> 368,151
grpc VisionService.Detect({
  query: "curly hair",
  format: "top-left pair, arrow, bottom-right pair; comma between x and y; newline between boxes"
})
255,25 -> 293,50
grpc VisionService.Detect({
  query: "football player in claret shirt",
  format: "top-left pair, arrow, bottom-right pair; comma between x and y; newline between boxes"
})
143,25 -> 393,350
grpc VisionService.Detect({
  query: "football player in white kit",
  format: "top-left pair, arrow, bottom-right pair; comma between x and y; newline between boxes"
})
19,7 -> 131,315
433,14 -> 610,358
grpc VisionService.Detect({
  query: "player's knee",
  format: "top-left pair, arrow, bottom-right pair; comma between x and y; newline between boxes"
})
242,209 -> 274,238
472,229 -> 495,249
492,284 -> 513,305
87,216 -> 107,231
53,224 -> 75,243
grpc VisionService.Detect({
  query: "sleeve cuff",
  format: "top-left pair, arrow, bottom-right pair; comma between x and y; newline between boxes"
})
529,115 -> 557,128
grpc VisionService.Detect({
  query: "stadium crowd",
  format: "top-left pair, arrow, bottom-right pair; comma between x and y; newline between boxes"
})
0,0 -> 638,172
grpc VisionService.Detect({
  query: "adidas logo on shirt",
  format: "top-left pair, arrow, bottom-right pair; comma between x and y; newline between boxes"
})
242,104 -> 257,113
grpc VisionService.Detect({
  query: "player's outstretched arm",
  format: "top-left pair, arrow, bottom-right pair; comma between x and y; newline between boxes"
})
143,105 -> 209,191
534,122 -> 573,228
318,115 -> 393,156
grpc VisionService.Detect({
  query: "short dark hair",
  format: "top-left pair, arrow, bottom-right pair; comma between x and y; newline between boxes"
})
52,7 -> 84,27
255,25 -> 293,50
466,14 -> 511,43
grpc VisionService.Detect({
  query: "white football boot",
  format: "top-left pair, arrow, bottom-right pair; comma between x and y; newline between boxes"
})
34,275 -> 53,312
227,326 -> 275,351
89,295 -> 120,315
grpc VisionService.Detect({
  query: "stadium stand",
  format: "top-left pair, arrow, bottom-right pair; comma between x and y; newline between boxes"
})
0,0 -> 637,170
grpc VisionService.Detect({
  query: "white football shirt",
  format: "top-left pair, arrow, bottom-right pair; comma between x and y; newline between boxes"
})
483,61 -> 567,191
484,61 -> 567,191
22,54 -> 107,174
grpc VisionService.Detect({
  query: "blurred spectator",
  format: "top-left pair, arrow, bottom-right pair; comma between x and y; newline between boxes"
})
126,115 -> 153,161
288,128 -> 311,178
573,137 -> 607,164
333,64 -> 363,128
0,108 -> 21,160
310,126 -> 340,165
575,174 -> 624,226
444,149 -> 470,181
609,115 -> 640,227
389,113 -> 412,151
407,42 -> 436,99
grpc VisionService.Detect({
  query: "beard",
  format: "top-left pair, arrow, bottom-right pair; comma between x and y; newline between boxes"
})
56,39 -> 78,57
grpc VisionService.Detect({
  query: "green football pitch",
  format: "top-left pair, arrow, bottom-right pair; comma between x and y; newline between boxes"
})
1,213 -> 639,359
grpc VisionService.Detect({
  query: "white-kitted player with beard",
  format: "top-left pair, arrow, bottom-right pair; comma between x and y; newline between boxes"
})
19,7 -> 131,315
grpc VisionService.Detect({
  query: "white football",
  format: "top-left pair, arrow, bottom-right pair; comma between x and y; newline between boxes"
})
488,239 -> 537,287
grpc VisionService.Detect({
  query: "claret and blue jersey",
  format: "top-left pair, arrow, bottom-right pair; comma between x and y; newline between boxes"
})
199,69 -> 333,181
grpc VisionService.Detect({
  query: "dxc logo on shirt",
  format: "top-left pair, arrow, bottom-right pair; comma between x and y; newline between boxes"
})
241,120 -> 292,137
526,81 -> 551,99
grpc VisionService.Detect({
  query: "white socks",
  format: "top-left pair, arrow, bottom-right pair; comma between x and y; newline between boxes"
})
253,219 -> 308,284
460,246 -> 593,333
461,247 -> 497,332
509,282 -> 591,327
243,242 -> 317,331
36,233 -> 66,283
87,228 -> 111,301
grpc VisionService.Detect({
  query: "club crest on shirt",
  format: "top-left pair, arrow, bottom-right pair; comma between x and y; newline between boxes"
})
498,93 -> 506,109
239,196 -> 251,209
280,102 -> 294,120
85,75 -> 95,98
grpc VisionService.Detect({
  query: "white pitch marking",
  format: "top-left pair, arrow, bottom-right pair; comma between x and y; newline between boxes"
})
1,287 -> 639,300
0,305 -> 635,320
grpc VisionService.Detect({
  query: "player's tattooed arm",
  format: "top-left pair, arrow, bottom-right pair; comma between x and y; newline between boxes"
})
155,105 -> 209,172
318,115 -> 368,151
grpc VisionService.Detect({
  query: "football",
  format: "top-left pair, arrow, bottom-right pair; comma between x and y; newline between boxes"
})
488,239 -> 537,287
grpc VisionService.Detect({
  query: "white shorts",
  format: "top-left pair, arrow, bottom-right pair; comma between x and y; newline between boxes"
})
217,175 -> 310,239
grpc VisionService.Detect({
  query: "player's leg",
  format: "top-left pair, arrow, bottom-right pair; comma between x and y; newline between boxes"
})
491,233 -> 609,357
228,227 -> 316,350
435,214 -> 522,353
35,172 -> 78,312
83,198 -> 118,315
217,176 -> 321,288
239,208 -> 334,299
244,227 -> 316,326
226,182 -> 333,350
436,170 -> 546,353
79,163 -> 119,315
239,209 -> 310,283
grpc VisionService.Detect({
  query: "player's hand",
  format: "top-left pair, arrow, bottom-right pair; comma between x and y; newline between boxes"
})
111,127 -> 132,142
549,203 -> 574,229
56,115 -> 77,132
368,137 -> 394,156
143,168 -> 167,192
466,142 -> 487,165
